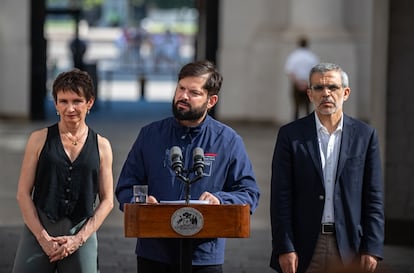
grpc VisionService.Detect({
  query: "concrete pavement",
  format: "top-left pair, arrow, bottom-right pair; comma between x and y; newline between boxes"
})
1,99 -> 414,273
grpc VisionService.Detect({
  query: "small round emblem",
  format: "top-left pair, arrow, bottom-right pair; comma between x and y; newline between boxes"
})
171,207 -> 204,236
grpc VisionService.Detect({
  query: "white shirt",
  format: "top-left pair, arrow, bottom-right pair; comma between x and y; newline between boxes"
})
314,113 -> 343,224
284,48 -> 320,81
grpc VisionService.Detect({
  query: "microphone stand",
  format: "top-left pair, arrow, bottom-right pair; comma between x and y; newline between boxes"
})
174,169 -> 204,273
175,171 -> 203,205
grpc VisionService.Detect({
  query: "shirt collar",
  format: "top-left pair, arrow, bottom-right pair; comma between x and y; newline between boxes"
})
314,112 -> 343,134
172,115 -> 212,136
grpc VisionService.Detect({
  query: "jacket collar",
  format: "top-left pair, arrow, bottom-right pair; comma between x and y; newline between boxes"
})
172,115 -> 212,139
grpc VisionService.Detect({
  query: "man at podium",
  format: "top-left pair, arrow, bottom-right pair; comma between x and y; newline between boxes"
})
115,60 -> 260,273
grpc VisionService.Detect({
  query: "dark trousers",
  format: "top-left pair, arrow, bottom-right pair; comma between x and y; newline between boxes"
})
12,218 -> 97,273
292,85 -> 310,120
305,234 -> 342,273
137,256 -> 223,273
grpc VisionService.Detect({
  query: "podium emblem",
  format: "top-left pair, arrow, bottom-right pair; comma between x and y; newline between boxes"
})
171,207 -> 204,236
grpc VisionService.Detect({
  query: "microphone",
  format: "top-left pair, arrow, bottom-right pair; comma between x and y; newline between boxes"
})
170,146 -> 183,174
192,147 -> 205,176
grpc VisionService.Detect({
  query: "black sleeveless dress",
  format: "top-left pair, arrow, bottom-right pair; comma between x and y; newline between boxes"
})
33,123 -> 100,224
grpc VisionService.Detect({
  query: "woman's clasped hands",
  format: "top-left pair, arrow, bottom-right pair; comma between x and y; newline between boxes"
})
37,229 -> 84,262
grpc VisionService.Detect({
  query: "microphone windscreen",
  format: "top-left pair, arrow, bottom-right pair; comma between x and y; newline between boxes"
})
193,147 -> 204,160
170,146 -> 182,161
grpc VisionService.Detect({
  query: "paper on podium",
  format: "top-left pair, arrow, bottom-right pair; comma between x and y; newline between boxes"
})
159,200 -> 210,204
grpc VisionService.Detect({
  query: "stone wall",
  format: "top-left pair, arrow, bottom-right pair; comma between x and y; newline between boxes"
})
0,0 -> 30,119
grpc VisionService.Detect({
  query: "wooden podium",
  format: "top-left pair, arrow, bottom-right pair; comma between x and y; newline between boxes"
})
124,203 -> 250,273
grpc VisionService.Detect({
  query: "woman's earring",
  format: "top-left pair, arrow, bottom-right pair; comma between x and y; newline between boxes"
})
87,109 -> 90,114
56,111 -> 60,116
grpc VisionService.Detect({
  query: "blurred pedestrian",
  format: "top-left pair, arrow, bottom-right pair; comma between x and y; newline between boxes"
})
284,36 -> 319,120
153,29 -> 181,72
70,37 -> 87,70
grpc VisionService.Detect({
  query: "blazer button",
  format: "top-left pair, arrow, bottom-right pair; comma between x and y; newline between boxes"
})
319,195 -> 324,200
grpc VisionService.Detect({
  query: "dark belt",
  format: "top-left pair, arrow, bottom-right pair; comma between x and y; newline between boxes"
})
321,223 -> 335,234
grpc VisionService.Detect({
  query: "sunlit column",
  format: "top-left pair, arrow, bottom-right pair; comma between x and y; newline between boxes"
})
290,0 -> 344,31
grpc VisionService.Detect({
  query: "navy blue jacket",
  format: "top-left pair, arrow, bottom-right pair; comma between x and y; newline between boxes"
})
116,115 -> 260,265
270,113 -> 384,273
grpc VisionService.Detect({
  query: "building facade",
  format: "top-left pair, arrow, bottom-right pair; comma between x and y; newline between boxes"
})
1,0 -> 413,244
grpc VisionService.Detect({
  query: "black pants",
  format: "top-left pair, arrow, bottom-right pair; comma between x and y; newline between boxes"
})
137,256 -> 223,273
292,85 -> 310,120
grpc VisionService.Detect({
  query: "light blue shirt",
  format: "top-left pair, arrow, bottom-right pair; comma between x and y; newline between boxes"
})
315,113 -> 343,224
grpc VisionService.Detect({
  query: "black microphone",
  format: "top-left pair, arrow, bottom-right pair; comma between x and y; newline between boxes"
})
192,147 -> 205,176
170,146 -> 183,174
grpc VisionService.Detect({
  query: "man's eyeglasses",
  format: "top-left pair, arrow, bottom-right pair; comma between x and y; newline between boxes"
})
310,85 -> 342,93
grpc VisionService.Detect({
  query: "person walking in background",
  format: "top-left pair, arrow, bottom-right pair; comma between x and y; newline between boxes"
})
270,63 -> 384,273
69,37 -> 87,71
12,69 -> 114,273
284,36 -> 320,120
116,60 -> 260,273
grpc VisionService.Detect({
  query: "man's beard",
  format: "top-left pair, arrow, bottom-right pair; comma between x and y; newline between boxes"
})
172,100 -> 208,121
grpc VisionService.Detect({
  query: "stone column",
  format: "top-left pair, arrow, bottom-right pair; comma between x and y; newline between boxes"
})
217,0 -> 359,124
0,0 -> 30,119
290,0 -> 343,31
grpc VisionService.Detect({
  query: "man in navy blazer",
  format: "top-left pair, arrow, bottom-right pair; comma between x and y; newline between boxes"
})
270,63 -> 384,273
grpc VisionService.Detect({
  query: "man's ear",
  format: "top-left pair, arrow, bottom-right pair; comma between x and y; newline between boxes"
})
343,87 -> 351,101
207,95 -> 219,109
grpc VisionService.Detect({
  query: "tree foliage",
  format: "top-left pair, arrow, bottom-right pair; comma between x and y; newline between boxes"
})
47,0 -> 195,11
47,0 -> 104,10
144,0 -> 194,9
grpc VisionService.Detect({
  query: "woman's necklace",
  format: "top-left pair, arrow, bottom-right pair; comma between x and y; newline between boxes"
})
63,126 -> 88,146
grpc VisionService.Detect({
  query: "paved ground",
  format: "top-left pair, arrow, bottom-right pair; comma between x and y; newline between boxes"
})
1,98 -> 414,273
